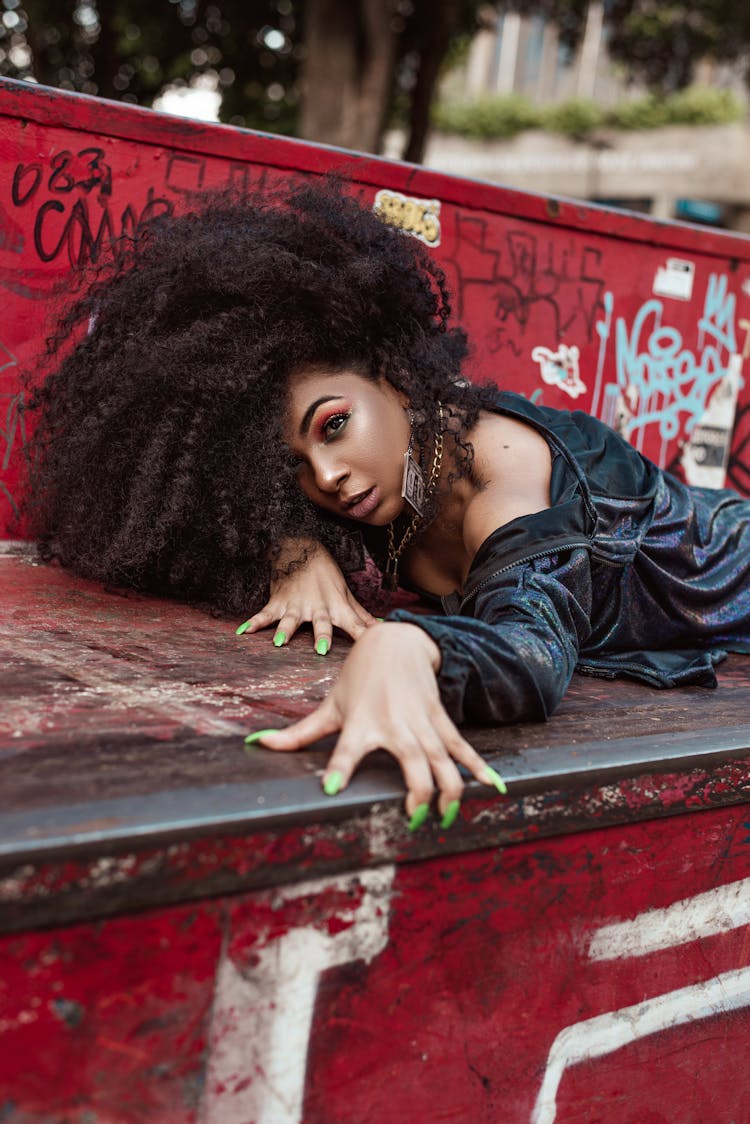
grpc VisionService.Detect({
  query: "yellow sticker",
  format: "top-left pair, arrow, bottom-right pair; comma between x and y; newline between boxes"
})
373,189 -> 441,247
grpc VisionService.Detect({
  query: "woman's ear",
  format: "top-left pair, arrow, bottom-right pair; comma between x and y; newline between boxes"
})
379,372 -> 410,411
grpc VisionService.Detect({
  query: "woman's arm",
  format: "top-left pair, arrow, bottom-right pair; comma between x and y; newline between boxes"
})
390,547 -> 593,724
252,621 -> 502,824
249,550 -> 591,823
236,537 -> 376,652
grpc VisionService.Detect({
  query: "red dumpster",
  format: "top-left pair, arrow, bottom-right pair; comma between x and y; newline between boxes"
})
0,77 -> 749,1123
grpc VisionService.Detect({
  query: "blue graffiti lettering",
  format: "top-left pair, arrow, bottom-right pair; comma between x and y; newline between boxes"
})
615,274 -> 736,440
699,273 -> 736,353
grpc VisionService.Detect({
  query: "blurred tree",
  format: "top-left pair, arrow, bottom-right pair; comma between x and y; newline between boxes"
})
0,0 -> 491,157
0,1 -> 302,130
1,1 -> 746,160
603,1 -> 750,92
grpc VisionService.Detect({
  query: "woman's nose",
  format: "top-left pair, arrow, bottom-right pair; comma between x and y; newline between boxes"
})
311,451 -> 349,494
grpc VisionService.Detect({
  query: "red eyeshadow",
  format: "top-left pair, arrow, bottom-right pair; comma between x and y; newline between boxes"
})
314,401 -> 351,438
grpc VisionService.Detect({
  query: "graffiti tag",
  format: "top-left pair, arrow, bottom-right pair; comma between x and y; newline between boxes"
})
613,274 -> 739,441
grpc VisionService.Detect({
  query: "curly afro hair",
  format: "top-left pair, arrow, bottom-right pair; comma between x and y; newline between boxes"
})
25,176 -> 490,615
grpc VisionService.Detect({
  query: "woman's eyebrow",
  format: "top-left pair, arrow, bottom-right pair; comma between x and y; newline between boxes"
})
300,395 -> 343,436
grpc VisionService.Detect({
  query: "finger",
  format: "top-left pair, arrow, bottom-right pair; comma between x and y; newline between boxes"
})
328,733 -> 433,821
249,702 -> 340,753
311,611 -> 333,656
273,612 -> 302,647
398,742 -> 436,823
318,731 -> 367,795
432,709 -> 507,794
236,606 -> 278,636
346,598 -> 377,627
421,737 -> 465,819
332,607 -> 371,642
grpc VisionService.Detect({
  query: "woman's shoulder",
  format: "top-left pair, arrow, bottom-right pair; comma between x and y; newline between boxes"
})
462,406 -> 553,558
484,389 -> 661,502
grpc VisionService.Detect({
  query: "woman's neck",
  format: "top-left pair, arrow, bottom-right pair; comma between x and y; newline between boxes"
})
401,416 -> 481,595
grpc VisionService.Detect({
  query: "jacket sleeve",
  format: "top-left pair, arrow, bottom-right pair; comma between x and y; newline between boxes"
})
389,547 -> 593,725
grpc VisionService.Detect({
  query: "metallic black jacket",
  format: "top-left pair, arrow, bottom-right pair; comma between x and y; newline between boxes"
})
391,392 -> 750,725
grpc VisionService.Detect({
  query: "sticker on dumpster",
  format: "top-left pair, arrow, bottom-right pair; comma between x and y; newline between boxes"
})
681,355 -> 743,489
373,189 -> 441,247
653,258 -> 695,301
531,343 -> 586,400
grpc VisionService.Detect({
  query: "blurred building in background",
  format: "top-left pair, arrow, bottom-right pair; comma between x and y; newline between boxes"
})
386,2 -> 750,233
459,2 -> 630,105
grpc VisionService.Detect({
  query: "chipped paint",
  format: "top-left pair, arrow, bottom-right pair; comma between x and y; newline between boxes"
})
1,803 -> 749,1120
204,866 -> 394,1123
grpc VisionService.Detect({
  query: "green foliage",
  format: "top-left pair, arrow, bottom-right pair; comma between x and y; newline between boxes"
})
609,86 -> 743,128
659,84 -> 744,125
0,0 -> 304,130
1,0 -> 748,155
607,94 -> 669,130
541,96 -> 605,134
605,0 -> 750,92
432,86 -> 745,140
432,93 -> 540,138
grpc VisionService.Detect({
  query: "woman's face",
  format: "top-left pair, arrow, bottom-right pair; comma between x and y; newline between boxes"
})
284,369 -> 411,525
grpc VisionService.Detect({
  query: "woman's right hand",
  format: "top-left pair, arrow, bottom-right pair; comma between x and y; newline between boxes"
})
236,539 -> 376,652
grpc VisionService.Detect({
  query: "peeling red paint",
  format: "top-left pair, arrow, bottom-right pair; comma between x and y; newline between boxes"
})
0,805 -> 748,1121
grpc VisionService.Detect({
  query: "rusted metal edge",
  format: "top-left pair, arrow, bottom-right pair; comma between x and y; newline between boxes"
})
0,752 -> 747,934
2,76 -> 749,260
2,723 -> 749,866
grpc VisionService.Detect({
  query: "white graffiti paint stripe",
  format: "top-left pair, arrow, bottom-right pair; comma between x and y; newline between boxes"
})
590,290 -> 614,420
204,865 -> 395,1124
588,876 -> 750,962
531,966 -> 750,1124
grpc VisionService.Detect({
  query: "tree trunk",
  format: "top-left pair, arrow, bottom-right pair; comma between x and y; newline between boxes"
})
299,0 -> 398,153
402,0 -> 466,165
23,0 -> 75,89
89,2 -> 120,102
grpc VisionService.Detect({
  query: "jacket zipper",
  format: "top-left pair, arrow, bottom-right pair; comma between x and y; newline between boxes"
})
451,540 -> 591,614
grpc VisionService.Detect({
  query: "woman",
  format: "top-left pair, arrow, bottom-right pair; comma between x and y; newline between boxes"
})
27,178 -> 750,827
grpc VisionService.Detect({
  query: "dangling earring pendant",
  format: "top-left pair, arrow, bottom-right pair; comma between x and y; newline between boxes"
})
383,404 -> 444,595
401,434 -> 425,516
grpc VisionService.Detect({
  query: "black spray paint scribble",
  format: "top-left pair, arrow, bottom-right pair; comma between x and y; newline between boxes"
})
448,214 -> 606,358
29,190 -> 174,267
13,147 -> 113,206
12,147 -> 173,268
10,148 -> 278,269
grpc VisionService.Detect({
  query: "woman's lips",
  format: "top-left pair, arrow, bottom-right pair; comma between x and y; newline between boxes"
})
346,486 -> 380,520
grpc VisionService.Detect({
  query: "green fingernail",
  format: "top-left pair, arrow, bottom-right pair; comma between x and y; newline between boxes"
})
315,637 -> 330,656
323,771 -> 343,796
236,619 -> 252,636
375,617 -> 385,622
484,765 -> 508,795
273,631 -> 286,647
244,728 -> 280,746
408,803 -> 430,832
440,800 -> 461,829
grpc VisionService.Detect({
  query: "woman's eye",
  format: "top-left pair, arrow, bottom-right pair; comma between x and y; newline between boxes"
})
323,413 -> 349,441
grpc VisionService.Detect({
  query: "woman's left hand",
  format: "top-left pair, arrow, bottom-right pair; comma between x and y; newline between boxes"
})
250,623 -> 494,824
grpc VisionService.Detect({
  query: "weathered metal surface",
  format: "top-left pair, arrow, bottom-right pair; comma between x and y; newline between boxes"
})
0,803 -> 748,1122
1,546 -> 749,938
3,77 -> 750,535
